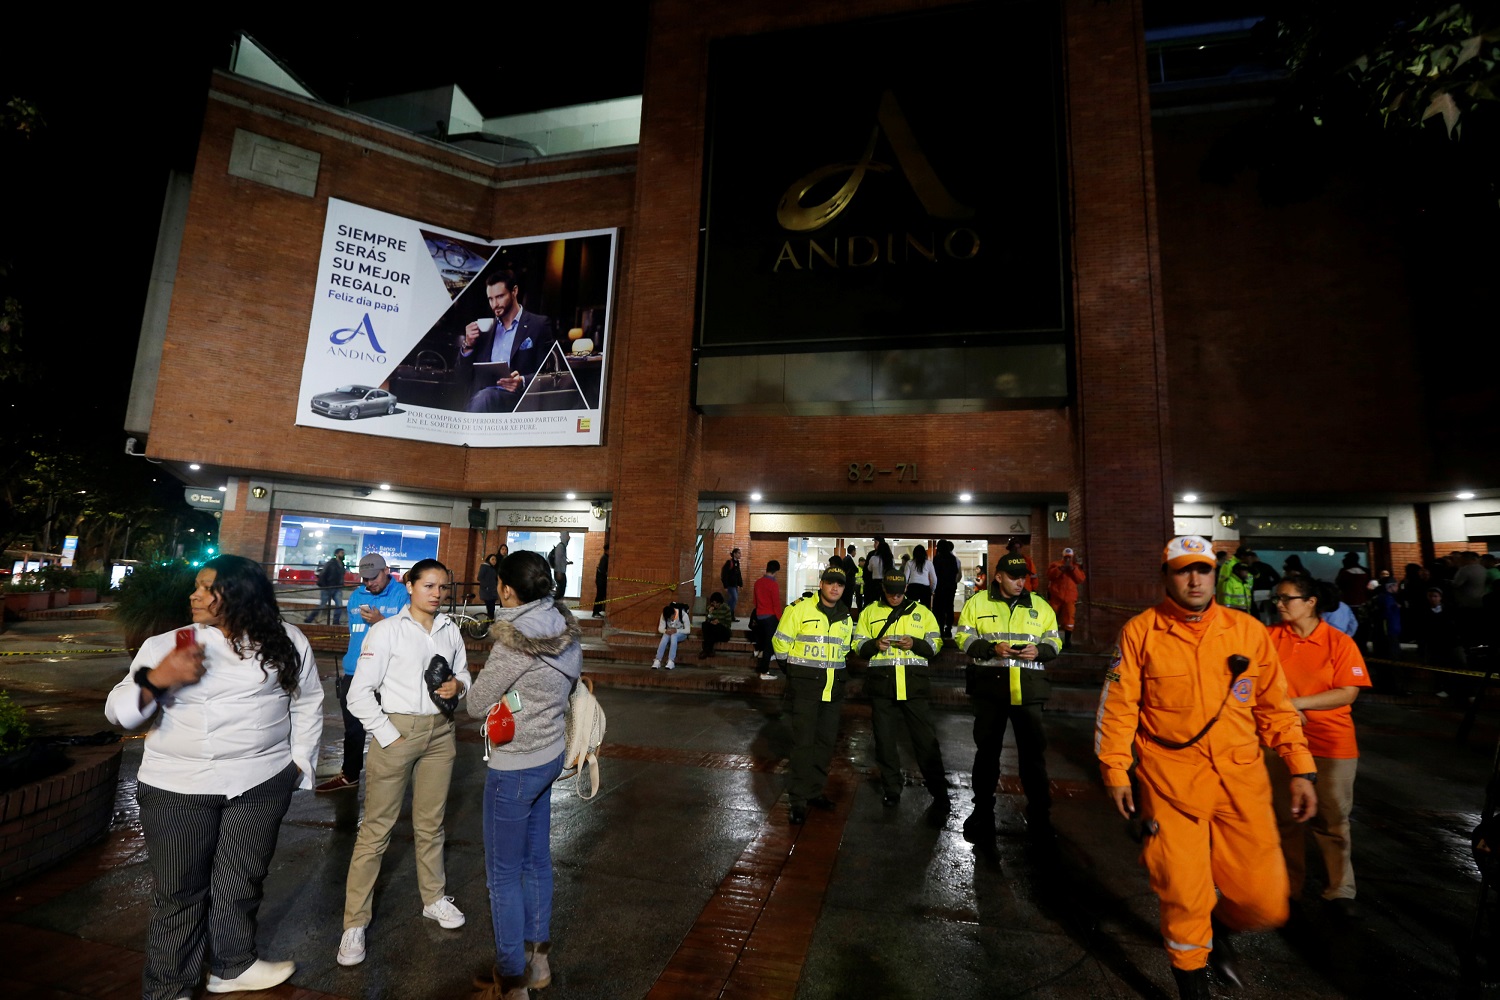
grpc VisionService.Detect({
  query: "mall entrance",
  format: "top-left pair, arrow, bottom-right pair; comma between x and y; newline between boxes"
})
785,537 -> 991,616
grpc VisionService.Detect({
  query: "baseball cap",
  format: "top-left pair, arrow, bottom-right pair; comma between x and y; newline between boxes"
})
997,554 -> 1030,578
358,553 -> 388,579
819,567 -> 847,585
1162,536 -> 1215,570
1062,547 -> 1074,556
882,571 -> 907,594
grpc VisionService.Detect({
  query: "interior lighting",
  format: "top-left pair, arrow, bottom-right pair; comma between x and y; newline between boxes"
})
566,492 -> 577,500
1457,491 -> 1476,500
750,492 -> 763,501
379,484 -> 391,491
959,493 -> 973,503
189,463 -> 201,470
1182,493 -> 1199,503
1316,545 -> 1336,556
218,485 -> 227,492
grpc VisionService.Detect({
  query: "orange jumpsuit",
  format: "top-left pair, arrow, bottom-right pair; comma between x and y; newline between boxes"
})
1046,560 -> 1086,630
1095,598 -> 1314,972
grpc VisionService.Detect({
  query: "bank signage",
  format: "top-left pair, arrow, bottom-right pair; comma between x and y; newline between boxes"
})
296,199 -> 617,447
496,508 -> 598,530
184,488 -> 225,510
1239,517 -> 1383,538
697,3 -> 1066,356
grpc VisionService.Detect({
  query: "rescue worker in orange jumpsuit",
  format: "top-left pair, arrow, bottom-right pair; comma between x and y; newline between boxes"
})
1095,536 -> 1318,1000
1046,547 -> 1086,647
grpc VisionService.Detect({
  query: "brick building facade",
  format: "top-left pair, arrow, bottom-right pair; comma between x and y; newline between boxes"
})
125,0 -> 1495,651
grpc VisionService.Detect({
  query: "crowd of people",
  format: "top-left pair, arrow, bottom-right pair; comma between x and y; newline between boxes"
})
109,550 -> 580,1000
108,532 -> 1485,1000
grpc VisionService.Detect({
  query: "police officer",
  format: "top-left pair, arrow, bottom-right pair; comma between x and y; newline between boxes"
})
773,567 -> 855,825
854,571 -> 949,819
955,552 -> 1062,851
1096,536 -> 1317,999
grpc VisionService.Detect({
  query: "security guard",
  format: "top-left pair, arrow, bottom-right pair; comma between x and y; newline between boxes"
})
1096,536 -> 1318,1000
955,552 -> 1063,850
854,571 -> 949,818
773,567 -> 855,825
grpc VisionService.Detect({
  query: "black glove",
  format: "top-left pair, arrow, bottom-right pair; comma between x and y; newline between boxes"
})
968,640 -> 995,661
424,654 -> 458,718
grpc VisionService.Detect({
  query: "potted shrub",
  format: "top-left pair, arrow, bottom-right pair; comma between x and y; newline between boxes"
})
69,569 -> 107,606
40,566 -> 75,609
3,576 -> 49,615
110,562 -> 196,652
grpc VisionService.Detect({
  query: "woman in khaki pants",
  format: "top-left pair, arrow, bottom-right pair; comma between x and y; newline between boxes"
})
336,559 -> 473,967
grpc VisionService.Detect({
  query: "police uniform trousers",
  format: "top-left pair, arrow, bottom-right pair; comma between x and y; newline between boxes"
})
785,663 -> 847,807
866,666 -> 946,798
967,668 -> 1050,820
1138,770 -> 1290,971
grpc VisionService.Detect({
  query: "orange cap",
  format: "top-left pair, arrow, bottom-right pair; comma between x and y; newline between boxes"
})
1163,535 -> 1215,569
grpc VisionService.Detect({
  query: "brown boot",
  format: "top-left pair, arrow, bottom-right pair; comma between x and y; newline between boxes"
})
500,972 -> 530,1000
469,966 -> 503,1000
525,941 -> 552,989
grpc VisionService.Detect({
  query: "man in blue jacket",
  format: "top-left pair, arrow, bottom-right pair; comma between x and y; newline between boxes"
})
317,553 -> 411,793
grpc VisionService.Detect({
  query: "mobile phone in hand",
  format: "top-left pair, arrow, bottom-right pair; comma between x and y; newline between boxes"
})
175,628 -> 197,650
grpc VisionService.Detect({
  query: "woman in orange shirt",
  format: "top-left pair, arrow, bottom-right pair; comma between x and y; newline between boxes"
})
1267,575 -> 1373,918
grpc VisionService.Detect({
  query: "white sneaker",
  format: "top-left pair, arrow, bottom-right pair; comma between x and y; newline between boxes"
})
650,658 -> 662,669
759,672 -> 777,681
336,926 -> 366,966
665,660 -> 675,670
422,895 -> 466,929
206,958 -> 296,992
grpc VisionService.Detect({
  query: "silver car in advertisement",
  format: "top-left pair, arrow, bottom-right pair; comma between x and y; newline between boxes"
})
310,385 -> 398,420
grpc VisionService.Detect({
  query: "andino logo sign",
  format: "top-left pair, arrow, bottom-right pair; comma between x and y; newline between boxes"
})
327,314 -> 388,363
772,90 -> 979,272
777,91 -> 973,233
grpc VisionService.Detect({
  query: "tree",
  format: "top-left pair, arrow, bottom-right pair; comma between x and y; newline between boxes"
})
1269,2 -> 1500,200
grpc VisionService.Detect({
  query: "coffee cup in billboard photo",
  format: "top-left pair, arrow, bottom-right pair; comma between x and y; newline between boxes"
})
475,317 -> 496,333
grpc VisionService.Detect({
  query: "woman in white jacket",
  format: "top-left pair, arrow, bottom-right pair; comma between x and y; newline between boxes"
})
337,558 -> 473,968
105,555 -> 322,1000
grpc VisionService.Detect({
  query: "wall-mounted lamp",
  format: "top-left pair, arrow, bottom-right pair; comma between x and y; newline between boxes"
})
717,505 -> 731,519
1218,512 -> 1237,527
1053,510 -> 1068,523
250,486 -> 268,499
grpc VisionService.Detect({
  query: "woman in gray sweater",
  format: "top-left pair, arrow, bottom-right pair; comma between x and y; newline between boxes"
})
468,550 -> 582,1000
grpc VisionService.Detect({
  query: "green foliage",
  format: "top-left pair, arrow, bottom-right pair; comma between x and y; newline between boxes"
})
1276,2 -> 1500,138
110,562 -> 196,641
0,691 -> 30,755
2,575 -> 41,593
74,570 -> 112,593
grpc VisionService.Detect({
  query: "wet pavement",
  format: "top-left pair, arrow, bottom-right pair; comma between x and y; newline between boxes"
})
2,614 -> 1500,998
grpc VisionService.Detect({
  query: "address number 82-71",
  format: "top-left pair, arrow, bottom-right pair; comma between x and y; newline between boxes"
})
847,463 -> 919,482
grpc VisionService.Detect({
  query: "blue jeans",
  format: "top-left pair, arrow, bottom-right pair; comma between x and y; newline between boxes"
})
484,753 -> 565,977
654,632 -> 683,662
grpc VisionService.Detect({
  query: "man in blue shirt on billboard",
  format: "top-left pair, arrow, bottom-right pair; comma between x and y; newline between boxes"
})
316,553 -> 411,793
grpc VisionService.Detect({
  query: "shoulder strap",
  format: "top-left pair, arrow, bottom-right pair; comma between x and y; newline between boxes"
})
873,600 -> 917,641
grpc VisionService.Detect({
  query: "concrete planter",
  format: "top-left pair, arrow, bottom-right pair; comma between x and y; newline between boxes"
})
3,593 -> 49,614
0,743 -> 122,888
67,588 -> 97,605
48,590 -> 70,610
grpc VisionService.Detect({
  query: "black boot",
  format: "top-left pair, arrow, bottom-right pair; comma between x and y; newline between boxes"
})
1209,920 -> 1242,988
1172,966 -> 1211,1000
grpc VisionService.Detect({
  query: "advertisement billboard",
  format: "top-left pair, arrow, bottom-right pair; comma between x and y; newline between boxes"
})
296,199 -> 617,447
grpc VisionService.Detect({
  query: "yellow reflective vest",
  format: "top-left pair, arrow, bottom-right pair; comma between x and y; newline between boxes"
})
854,599 -> 943,701
773,596 -> 855,701
955,589 -> 1062,705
